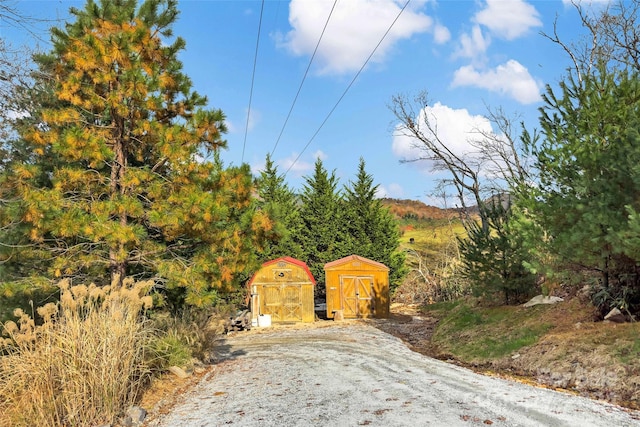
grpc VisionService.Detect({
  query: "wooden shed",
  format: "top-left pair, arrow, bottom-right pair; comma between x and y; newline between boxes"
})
247,257 -> 316,323
324,255 -> 390,319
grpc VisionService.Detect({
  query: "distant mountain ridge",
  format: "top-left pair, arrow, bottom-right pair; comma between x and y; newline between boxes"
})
380,198 -> 458,220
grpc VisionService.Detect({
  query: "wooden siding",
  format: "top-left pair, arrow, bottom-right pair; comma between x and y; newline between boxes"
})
324,255 -> 390,319
248,257 -> 316,323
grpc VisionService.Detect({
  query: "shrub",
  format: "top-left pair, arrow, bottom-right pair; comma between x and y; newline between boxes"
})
148,306 -> 229,369
0,278 -> 153,427
458,203 -> 538,305
149,333 -> 193,370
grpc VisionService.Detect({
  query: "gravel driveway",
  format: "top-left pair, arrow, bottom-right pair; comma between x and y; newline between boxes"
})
146,322 -> 640,426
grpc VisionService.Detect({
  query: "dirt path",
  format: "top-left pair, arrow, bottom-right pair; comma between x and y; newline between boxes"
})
145,321 -> 640,427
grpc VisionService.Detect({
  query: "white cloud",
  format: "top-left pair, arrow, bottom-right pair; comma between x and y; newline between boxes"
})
251,158 -> 266,175
225,119 -> 236,134
392,102 -> 494,171
451,60 -> 541,104
433,22 -> 451,44
279,152 -> 315,177
453,25 -> 490,60
474,0 -> 542,40
313,150 -> 328,161
278,0 -> 434,75
376,183 -> 404,199
245,108 -> 261,132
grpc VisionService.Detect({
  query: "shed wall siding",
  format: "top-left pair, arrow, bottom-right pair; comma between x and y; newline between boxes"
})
249,258 -> 315,323
324,256 -> 390,319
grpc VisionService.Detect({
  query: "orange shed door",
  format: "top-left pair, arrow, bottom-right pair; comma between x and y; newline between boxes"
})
339,275 -> 374,318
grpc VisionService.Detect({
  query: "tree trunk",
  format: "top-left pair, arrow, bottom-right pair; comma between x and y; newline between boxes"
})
110,114 -> 127,287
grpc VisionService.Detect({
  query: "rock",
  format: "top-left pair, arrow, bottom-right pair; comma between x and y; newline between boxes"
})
121,405 -> 146,427
604,307 -> 627,323
522,295 -> 564,307
168,365 -> 191,379
333,310 -> 344,321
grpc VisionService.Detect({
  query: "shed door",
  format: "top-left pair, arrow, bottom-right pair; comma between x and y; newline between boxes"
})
282,284 -> 302,322
340,275 -> 374,318
263,285 -> 283,322
262,284 -> 303,322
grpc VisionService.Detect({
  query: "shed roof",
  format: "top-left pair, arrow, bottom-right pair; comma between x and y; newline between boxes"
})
323,254 -> 389,271
247,256 -> 316,286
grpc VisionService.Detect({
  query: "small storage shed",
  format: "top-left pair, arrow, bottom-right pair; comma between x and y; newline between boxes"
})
247,257 -> 316,323
324,255 -> 390,319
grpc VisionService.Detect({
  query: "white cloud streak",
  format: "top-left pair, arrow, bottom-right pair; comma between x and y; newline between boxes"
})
453,25 -> 490,60
433,22 -> 451,44
451,60 -> 541,104
376,183 -> 405,199
278,0 -> 435,75
279,150 -> 328,177
392,102 -> 494,171
474,0 -> 542,40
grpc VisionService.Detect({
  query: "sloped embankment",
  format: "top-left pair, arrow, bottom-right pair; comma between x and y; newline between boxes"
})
373,299 -> 640,410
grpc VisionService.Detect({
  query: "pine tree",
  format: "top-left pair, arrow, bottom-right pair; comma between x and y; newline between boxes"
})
254,153 -> 304,261
520,65 -> 640,314
458,201 -> 536,305
1,0 -> 269,307
342,158 -> 406,292
297,158 -> 343,293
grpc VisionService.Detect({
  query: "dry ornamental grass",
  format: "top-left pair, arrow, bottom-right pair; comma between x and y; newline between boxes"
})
0,277 -> 154,427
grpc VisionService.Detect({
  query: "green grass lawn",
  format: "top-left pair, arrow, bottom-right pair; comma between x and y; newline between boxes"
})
424,300 -> 554,361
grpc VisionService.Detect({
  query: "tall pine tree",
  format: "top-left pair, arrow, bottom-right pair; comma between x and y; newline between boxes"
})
458,200 -> 536,305
342,158 -> 406,292
520,65 -> 640,314
0,0 -> 269,307
297,158 -> 343,294
254,153 -> 304,262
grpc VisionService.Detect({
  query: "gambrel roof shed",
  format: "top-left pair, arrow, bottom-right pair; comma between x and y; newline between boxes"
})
248,256 -> 316,323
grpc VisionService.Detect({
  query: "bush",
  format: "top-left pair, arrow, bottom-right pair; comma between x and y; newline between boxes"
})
0,278 -> 153,427
149,333 -> 193,370
148,306 -> 230,369
459,203 -> 538,305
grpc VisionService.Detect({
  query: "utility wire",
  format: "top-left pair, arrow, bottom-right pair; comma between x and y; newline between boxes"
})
284,0 -> 412,176
270,0 -> 339,157
242,0 -> 265,162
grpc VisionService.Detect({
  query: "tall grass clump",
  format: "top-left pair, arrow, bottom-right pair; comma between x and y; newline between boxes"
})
0,277 -> 154,427
148,305 -> 232,371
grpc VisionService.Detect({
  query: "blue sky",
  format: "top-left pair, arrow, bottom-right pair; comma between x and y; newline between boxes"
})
5,0 -> 606,205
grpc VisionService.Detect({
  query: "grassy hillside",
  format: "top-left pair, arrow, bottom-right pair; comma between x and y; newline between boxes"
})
421,297 -> 640,409
382,198 -> 469,303
381,197 -> 466,254
383,198 -> 640,410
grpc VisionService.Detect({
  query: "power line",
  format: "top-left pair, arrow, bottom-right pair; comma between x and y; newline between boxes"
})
284,0 -> 412,177
242,0 -> 265,163
270,0 -> 339,157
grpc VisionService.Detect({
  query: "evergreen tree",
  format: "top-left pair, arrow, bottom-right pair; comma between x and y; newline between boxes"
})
520,65 -> 640,314
0,51 -> 67,310
254,153 -> 304,261
297,158 -> 343,294
0,0 -> 269,307
458,200 -> 536,305
342,158 -> 406,292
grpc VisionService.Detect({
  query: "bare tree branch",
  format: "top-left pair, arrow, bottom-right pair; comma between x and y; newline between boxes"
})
390,92 -> 531,234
